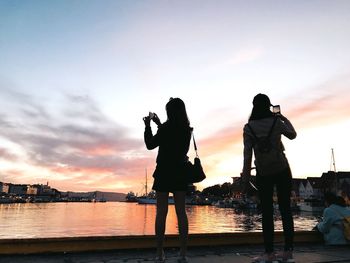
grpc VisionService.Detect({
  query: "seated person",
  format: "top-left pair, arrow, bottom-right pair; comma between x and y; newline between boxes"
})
316,192 -> 350,245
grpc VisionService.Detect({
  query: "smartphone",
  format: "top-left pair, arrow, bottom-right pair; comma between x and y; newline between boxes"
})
272,105 -> 281,114
149,112 -> 155,119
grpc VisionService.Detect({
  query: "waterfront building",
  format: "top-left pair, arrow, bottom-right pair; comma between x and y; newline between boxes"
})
306,177 -> 323,199
8,184 -> 28,195
33,183 -> 56,196
321,171 -> 350,197
0,182 -> 9,194
31,183 -> 60,201
291,178 -> 307,199
26,185 -> 38,195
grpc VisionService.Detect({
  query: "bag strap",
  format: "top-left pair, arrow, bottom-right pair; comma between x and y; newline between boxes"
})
192,132 -> 199,158
247,124 -> 258,140
247,117 -> 278,141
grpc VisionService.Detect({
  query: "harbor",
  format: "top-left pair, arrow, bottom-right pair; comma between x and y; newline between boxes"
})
0,202 -> 321,239
1,201 -> 347,262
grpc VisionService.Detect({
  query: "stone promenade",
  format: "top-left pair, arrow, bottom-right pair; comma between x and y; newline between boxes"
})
1,243 -> 349,263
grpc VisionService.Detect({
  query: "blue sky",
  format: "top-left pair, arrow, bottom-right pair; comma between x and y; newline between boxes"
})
1,0 -> 350,193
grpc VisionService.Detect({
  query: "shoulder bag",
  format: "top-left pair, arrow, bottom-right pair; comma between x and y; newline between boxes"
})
186,133 -> 206,184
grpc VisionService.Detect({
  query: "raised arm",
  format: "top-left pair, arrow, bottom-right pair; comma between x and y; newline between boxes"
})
143,116 -> 160,150
279,115 -> 297,140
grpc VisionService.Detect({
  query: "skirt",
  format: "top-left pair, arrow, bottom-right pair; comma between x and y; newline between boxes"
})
152,164 -> 188,192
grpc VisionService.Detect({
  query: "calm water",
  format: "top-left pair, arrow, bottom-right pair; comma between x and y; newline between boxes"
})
0,202 -> 320,239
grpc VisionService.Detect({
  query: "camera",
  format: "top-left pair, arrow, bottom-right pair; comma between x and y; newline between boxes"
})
149,112 -> 155,119
272,105 -> 281,114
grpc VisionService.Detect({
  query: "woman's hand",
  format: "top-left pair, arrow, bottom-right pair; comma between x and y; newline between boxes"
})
143,116 -> 151,127
240,172 -> 251,194
152,113 -> 161,126
278,114 -> 287,121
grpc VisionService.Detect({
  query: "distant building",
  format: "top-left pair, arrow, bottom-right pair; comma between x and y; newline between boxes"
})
26,185 -> 38,195
292,177 -> 324,200
291,178 -> 307,199
33,184 -> 55,196
321,171 -> 350,196
0,182 -> 9,194
8,184 -> 28,195
306,177 -> 323,199
28,183 -> 60,202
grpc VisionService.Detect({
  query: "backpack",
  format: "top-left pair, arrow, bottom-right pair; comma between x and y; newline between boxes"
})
247,117 -> 289,176
344,216 -> 350,241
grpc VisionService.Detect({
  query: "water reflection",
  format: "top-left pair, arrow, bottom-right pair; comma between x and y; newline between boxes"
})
0,202 -> 320,239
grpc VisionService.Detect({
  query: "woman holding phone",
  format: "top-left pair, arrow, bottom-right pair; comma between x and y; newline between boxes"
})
143,98 -> 192,263
242,93 -> 297,263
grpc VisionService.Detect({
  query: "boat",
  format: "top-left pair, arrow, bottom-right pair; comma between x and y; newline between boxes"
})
213,197 -> 258,210
136,169 -> 175,205
125,192 -> 138,202
185,195 -> 211,206
213,198 -> 239,208
137,191 -> 175,205
137,196 -> 157,204
298,198 -> 324,212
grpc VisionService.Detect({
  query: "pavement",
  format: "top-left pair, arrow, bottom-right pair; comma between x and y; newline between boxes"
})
1,244 -> 350,263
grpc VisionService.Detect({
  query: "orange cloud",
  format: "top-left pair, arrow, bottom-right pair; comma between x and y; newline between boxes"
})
190,73 -> 350,189
199,73 -> 350,158
78,144 -> 117,156
2,74 -> 350,193
200,125 -> 243,154
283,74 -> 350,128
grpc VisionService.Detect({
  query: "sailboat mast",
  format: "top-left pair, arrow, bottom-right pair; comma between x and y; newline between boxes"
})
331,148 -> 338,194
331,148 -> 337,173
145,168 -> 148,196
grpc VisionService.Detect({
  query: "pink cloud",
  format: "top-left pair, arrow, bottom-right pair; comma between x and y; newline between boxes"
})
228,47 -> 264,65
0,147 -> 17,161
197,73 -> 350,162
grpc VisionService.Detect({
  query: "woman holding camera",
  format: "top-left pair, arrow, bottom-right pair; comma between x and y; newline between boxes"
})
143,98 -> 192,263
242,93 -> 297,263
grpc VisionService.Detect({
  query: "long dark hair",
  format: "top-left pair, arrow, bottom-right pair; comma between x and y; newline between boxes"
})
324,192 -> 346,207
249,93 -> 274,121
165,97 -> 190,127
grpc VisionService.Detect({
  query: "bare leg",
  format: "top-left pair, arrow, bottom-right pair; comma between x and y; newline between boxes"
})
155,191 -> 169,258
174,191 -> 188,257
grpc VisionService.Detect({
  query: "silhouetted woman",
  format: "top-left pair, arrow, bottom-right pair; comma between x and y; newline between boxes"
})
242,94 -> 297,263
143,98 -> 192,263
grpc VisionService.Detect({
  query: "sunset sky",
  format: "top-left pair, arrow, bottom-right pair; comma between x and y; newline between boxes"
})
1,0 -> 350,194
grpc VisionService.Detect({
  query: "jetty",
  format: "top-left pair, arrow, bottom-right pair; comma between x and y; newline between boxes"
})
0,231 -> 349,262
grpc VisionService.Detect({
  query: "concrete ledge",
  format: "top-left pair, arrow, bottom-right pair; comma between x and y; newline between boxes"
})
0,231 -> 323,255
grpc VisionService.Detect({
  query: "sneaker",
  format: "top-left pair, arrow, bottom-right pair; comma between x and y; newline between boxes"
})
177,256 -> 189,263
252,252 -> 279,263
155,256 -> 165,263
155,251 -> 166,263
276,250 -> 295,263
